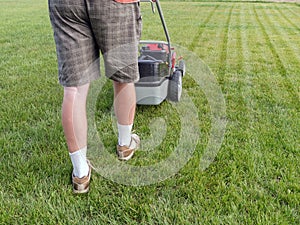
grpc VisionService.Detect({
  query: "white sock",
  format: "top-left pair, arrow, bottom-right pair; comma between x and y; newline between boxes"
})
69,146 -> 89,178
117,123 -> 133,146
81,146 -> 87,159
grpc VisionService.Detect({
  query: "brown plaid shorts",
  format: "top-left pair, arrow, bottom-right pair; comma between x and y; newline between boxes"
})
49,0 -> 142,87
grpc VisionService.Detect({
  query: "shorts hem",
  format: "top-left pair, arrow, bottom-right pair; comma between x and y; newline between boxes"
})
59,74 -> 100,87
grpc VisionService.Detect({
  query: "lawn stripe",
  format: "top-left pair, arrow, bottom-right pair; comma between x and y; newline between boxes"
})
226,3 -> 246,74
253,5 -> 300,105
188,4 -> 220,51
282,2 -> 300,19
217,4 -> 234,85
258,4 -> 300,103
239,3 -> 261,177
243,3 -> 279,178
239,2 -> 277,180
189,4 -> 233,70
256,4 -> 300,152
275,4 -> 300,31
242,5 -> 300,215
237,2 -> 263,188
210,4 -> 257,183
235,4 -> 244,74
268,5 -> 300,97
270,5 -> 300,60
218,3 -> 254,162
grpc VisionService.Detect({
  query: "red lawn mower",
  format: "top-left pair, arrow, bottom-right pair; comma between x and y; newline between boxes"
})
135,0 -> 186,105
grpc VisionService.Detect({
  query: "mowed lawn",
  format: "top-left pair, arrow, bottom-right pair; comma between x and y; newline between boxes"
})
0,0 -> 299,224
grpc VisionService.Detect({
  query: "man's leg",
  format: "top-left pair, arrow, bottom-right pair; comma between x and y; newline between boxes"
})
62,83 -> 90,179
113,82 -> 136,125
113,81 -> 140,160
113,82 -> 136,146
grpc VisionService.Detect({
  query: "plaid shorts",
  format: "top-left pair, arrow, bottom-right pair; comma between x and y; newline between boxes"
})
49,0 -> 142,87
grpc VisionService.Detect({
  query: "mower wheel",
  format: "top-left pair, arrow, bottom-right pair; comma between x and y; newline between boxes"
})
167,70 -> 182,102
178,60 -> 186,76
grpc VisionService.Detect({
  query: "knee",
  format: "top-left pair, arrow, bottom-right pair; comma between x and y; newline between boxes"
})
64,83 -> 90,99
63,87 -> 78,101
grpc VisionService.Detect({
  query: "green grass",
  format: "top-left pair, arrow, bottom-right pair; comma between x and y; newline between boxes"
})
0,0 -> 299,224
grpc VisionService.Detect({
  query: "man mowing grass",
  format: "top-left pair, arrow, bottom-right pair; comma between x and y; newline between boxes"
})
48,0 -> 142,194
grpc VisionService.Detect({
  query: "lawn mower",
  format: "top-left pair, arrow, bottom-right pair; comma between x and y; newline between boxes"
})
135,0 -> 186,105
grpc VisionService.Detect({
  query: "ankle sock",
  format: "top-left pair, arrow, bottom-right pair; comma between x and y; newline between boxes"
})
117,123 -> 133,146
69,146 -> 89,178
